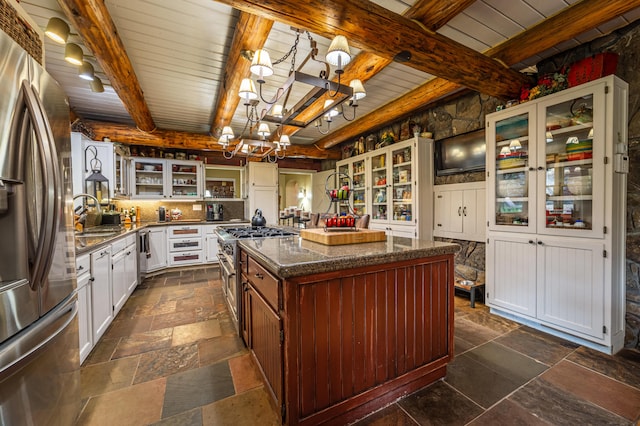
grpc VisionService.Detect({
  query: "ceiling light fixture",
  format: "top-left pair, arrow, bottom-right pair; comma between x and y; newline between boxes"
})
236,29 -> 365,133
79,61 -> 95,81
90,76 -> 104,93
44,17 -> 70,44
64,42 -> 84,66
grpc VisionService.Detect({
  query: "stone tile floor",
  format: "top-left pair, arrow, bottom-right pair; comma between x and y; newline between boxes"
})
76,268 -> 640,425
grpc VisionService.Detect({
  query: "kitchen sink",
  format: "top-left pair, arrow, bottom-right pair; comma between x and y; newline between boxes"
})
76,231 -> 119,238
76,225 -> 124,238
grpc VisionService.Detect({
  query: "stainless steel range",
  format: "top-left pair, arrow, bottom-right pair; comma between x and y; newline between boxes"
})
216,226 -> 297,324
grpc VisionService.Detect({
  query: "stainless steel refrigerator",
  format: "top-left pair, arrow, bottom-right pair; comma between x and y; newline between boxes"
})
0,29 -> 80,425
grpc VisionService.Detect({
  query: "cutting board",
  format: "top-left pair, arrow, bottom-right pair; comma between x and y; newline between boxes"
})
300,228 -> 386,245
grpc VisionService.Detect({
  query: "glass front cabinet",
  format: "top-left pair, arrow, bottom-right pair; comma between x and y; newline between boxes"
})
130,158 -> 203,200
485,75 -> 629,354
336,136 -> 433,239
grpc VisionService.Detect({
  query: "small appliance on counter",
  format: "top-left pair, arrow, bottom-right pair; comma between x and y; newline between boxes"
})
206,202 -> 223,221
158,206 -> 166,222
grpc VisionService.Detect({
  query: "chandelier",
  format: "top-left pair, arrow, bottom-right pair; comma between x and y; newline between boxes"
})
219,29 -> 366,160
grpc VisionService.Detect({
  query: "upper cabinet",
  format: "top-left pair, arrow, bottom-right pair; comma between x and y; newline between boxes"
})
130,158 -> 203,200
204,165 -> 243,200
337,136 -> 433,239
71,133 -> 114,201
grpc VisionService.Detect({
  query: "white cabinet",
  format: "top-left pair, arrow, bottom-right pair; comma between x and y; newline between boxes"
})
110,234 -> 137,315
75,253 -> 93,364
485,75 -> 629,354
336,157 -> 367,217
90,246 -> 112,344
70,133 -> 114,202
167,225 -> 204,267
337,136 -> 433,239
204,224 -> 219,263
111,249 -> 127,316
434,182 -> 486,242
130,158 -> 203,200
113,144 -> 131,198
245,162 -> 278,225
144,227 -> 168,272
124,239 -> 138,296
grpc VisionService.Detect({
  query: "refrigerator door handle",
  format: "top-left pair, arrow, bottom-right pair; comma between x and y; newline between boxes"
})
0,295 -> 77,378
14,82 -> 60,290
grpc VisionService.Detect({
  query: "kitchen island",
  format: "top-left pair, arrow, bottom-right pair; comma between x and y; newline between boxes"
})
237,236 -> 459,425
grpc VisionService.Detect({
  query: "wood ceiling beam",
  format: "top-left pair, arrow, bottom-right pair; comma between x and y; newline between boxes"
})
209,12 -> 273,136
58,0 -> 155,132
213,0 -> 529,100
85,121 -> 340,160
281,0 -> 472,137
315,0 -> 640,149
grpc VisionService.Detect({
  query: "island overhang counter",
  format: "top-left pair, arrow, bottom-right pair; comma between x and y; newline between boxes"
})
236,236 -> 460,426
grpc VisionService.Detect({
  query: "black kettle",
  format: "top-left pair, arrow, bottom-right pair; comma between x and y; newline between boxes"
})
251,209 -> 267,227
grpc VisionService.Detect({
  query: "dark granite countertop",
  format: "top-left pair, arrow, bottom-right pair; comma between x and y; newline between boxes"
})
74,219 -> 249,255
238,236 -> 460,279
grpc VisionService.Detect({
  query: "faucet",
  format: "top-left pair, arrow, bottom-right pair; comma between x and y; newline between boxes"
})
73,193 -> 102,232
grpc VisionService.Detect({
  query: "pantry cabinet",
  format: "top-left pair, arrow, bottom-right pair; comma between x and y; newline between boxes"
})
433,182 -> 486,242
244,162 -> 278,225
336,136 -> 433,239
485,75 -> 629,354
130,158 -> 203,200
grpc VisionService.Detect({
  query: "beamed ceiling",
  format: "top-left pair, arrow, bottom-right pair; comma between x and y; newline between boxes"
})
18,0 -> 640,161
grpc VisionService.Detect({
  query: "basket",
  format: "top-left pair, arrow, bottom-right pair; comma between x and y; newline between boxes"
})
567,53 -> 618,87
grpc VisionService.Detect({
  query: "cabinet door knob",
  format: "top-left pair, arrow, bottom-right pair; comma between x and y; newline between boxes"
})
463,206 -> 467,216
528,240 -> 535,244
537,241 -> 543,245
529,167 -> 535,171
457,207 -> 462,216
255,273 -> 264,280
537,166 -> 544,171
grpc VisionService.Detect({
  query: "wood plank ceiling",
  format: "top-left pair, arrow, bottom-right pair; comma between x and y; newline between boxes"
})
18,0 -> 640,160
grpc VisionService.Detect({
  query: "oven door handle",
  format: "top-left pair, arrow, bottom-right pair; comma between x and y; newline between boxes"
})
218,256 -> 235,277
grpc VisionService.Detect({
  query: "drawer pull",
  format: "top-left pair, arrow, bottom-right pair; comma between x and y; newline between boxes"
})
77,265 -> 84,271
255,273 -> 264,280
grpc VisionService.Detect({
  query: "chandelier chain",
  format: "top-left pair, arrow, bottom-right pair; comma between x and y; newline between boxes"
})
272,29 -> 301,72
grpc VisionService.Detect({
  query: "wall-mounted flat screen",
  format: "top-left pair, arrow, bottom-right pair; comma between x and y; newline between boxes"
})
434,129 -> 486,176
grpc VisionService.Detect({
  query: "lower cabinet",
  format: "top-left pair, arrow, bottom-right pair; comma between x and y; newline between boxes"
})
76,253 -> 93,364
433,182 -> 486,242
204,224 -> 219,263
90,246 -> 113,344
370,223 -> 415,238
241,255 -> 283,411
145,227 -> 167,272
487,233 -> 606,342
124,241 -> 138,296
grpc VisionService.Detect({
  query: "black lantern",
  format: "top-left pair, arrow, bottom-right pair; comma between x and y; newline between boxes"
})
84,146 -> 110,206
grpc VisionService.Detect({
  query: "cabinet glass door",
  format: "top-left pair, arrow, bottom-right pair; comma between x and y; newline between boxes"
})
351,158 -> 366,217
114,150 -> 130,198
170,160 -> 200,198
493,112 -> 532,230
133,159 -> 165,198
391,144 -> 413,223
540,90 -> 602,236
370,152 -> 388,221
337,163 -> 351,216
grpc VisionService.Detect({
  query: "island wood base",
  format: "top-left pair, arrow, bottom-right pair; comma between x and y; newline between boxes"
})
239,249 -> 455,426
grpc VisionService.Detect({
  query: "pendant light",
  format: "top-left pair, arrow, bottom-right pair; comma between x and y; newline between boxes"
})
79,61 -> 95,81
64,43 -> 84,66
44,17 -> 70,44
90,77 -> 104,93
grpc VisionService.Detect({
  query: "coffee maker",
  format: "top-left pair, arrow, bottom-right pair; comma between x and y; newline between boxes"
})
206,202 -> 223,221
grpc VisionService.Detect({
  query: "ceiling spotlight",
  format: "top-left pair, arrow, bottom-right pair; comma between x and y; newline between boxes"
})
64,43 -> 84,66
90,76 -> 104,93
79,61 -> 95,81
44,17 -> 70,44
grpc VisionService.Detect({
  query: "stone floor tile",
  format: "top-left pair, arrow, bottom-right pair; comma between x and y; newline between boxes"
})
77,378 -> 166,426
541,360 -> 640,421
82,337 -> 119,365
80,356 -> 140,399
461,309 -> 520,335
134,300 -> 178,318
158,287 -> 196,302
567,346 -> 640,389
201,386 -> 280,426
454,335 -> 477,356
494,326 -> 579,366
134,343 -> 200,385
162,361 -> 235,419
464,341 -> 548,383
444,352 -> 524,408
467,399 -> 549,425
150,309 -> 198,331
103,316 -> 153,339
454,316 -> 501,347
112,328 -> 173,359
351,404 -> 419,425
398,381 -> 484,425
150,408 -> 203,426
199,335 -> 247,367
228,353 -> 262,393
509,377 -> 628,424
172,319 -> 222,346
